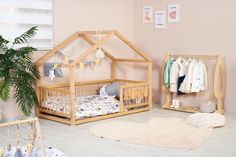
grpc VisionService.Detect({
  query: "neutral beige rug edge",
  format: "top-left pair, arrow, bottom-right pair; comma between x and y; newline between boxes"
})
90,118 -> 213,149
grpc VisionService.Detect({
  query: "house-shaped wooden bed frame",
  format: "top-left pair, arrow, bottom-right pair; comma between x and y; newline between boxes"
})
35,30 -> 152,125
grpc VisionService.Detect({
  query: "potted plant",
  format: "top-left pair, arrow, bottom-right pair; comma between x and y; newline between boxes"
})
0,26 -> 40,116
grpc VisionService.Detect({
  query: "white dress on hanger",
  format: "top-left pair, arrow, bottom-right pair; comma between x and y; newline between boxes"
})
169,57 -> 183,92
179,59 -> 197,93
191,61 -> 208,92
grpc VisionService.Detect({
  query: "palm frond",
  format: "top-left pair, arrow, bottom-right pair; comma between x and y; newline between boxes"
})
0,35 -> 9,53
13,26 -> 38,45
0,79 -> 10,101
13,70 -> 39,116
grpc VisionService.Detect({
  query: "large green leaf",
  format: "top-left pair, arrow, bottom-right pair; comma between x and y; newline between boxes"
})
0,35 -> 9,53
13,26 -> 38,45
13,70 -> 39,116
0,80 -> 10,101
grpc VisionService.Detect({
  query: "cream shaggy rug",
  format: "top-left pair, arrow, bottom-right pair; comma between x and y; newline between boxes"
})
90,118 -> 213,149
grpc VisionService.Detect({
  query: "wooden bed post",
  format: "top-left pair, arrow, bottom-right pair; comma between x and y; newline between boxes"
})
70,66 -> 76,125
148,62 -> 153,110
111,61 -> 116,81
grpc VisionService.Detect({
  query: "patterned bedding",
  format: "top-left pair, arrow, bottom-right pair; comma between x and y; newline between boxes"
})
41,95 -> 120,119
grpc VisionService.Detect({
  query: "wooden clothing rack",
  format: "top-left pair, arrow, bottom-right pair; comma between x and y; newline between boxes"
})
162,53 -> 226,113
0,118 -> 46,157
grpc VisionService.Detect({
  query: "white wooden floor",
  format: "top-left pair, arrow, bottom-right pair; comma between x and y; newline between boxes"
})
0,108 -> 236,157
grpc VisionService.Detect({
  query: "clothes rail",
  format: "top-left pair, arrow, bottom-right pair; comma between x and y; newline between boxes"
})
162,52 -> 225,114
168,53 -> 219,60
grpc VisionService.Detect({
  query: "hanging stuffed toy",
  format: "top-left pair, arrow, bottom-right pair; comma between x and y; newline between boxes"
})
95,31 -> 105,59
95,48 -> 105,59
63,55 -> 70,64
95,59 -> 101,65
49,68 -> 55,80
14,123 -> 23,157
79,62 -> 85,69
2,147 -> 16,157
14,148 -> 23,157
84,60 -> 93,68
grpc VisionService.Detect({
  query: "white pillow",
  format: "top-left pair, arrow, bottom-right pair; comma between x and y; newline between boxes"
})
99,85 -> 109,96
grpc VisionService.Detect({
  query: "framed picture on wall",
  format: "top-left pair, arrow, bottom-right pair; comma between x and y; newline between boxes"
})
168,4 -> 180,23
155,11 -> 166,29
143,6 -> 153,23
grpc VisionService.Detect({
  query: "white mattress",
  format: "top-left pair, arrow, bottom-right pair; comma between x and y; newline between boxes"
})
41,95 -> 120,119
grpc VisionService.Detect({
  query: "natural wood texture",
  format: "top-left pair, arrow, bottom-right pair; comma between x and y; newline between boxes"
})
124,103 -> 149,109
71,32 -> 115,66
35,30 -> 152,125
74,107 -> 149,125
114,79 -> 144,83
77,30 -> 115,35
79,34 -> 115,60
115,58 -> 147,63
39,87 -> 70,95
119,86 -> 124,112
40,79 -> 114,89
0,118 -> 46,157
162,53 -> 225,114
35,119 -> 46,157
214,55 -> 226,113
69,66 -> 76,124
38,108 -> 70,118
163,106 -> 199,113
148,62 -> 153,110
38,113 -> 72,125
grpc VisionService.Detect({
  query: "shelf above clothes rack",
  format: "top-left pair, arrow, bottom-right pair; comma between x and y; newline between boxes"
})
161,53 -> 226,114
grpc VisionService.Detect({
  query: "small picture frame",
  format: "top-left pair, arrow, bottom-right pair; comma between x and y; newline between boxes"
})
168,4 -> 180,23
155,11 -> 166,29
143,6 -> 153,23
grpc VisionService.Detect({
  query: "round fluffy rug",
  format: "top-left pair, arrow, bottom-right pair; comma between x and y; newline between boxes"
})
90,118 -> 213,149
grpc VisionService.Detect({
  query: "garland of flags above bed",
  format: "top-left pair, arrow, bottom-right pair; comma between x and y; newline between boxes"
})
46,31 -> 108,80
52,30 -> 106,70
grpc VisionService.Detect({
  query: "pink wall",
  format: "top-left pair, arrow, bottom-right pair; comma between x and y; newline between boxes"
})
134,0 -> 236,113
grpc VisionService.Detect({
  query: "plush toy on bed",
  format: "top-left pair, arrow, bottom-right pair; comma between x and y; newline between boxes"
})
99,82 -> 121,98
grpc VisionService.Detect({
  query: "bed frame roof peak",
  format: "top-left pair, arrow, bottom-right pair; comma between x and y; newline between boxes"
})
35,30 -> 151,67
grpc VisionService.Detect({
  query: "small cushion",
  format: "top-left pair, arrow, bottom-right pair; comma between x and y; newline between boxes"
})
105,82 -> 121,97
186,113 -> 226,128
199,101 -> 216,113
99,85 -> 109,96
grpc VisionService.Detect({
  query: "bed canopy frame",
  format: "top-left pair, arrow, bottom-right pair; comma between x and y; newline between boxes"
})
35,30 -> 152,125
